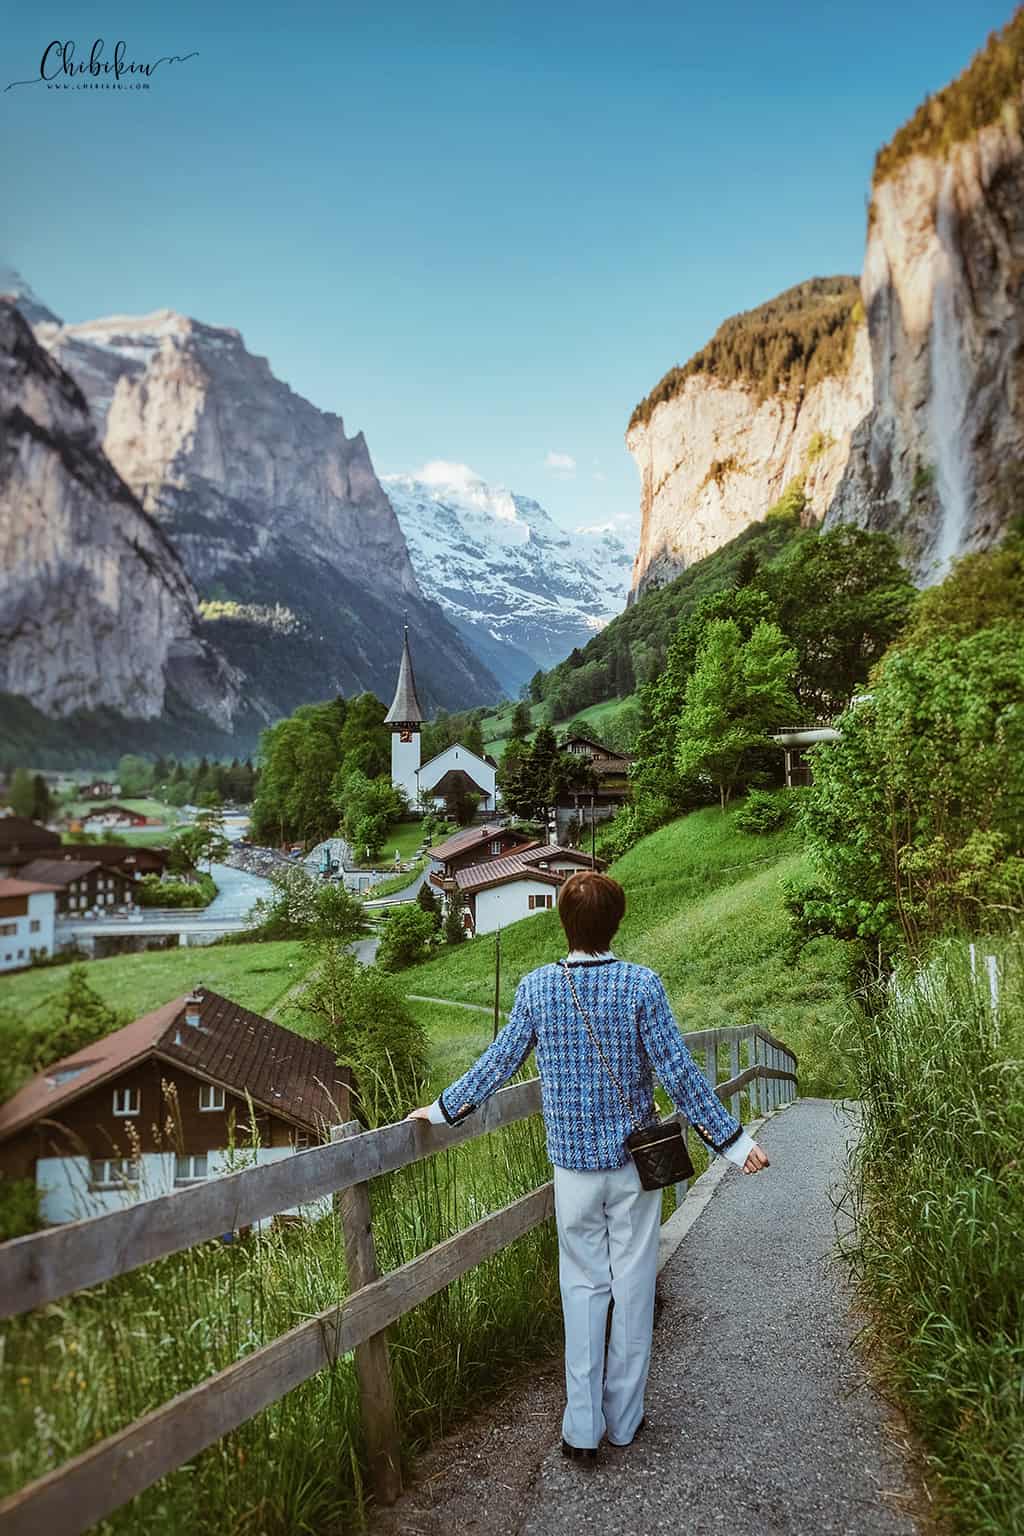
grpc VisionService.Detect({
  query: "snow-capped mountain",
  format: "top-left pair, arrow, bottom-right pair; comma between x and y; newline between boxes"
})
384,462 -> 634,692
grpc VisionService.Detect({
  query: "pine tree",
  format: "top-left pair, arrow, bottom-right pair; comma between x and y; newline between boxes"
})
443,899 -> 466,945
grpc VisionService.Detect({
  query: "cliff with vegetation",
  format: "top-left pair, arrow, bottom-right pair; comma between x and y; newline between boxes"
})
630,11 -> 1024,594
627,279 -> 870,596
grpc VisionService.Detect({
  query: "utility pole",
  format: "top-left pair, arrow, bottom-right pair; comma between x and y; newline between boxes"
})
493,927 -> 502,1040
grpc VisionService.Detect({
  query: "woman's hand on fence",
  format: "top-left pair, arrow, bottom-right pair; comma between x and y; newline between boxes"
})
405,1105 -> 433,1121
742,1143 -> 770,1174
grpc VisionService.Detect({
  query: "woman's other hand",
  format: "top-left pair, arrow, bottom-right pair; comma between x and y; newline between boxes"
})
742,1143 -> 770,1173
405,1105 -> 434,1121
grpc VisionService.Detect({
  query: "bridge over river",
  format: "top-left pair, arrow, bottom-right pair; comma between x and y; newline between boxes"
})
0,1025 -> 927,1535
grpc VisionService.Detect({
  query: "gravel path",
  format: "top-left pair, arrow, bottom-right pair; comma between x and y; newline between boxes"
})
370,1098 -> 931,1536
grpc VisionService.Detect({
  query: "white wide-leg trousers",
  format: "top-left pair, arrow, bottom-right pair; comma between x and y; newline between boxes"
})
552,1160 -> 662,1450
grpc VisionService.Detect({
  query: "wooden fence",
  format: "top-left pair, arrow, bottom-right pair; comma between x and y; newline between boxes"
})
0,1024 -> 797,1536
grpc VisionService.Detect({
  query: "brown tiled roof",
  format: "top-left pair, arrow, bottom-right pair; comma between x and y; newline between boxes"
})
454,842 -> 605,894
429,822 -> 504,860
19,858 -> 103,887
0,817 -> 61,852
0,877 -> 61,898
0,989 -> 347,1143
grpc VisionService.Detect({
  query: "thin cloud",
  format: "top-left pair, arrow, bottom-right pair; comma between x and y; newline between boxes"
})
544,450 -> 576,477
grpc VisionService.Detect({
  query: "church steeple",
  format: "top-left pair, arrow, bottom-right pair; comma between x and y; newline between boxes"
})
384,625 -> 425,725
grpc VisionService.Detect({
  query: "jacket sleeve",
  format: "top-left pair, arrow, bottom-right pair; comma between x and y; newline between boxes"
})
434,980 -> 537,1126
636,972 -> 747,1158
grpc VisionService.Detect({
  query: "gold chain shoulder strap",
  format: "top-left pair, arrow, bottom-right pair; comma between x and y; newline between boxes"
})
560,961 -> 643,1136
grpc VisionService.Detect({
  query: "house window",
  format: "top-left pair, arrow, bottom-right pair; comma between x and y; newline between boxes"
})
528,894 -> 553,911
29,919 -> 41,933
0,923 -> 15,937
489,840 -> 502,855
113,1086 -> 141,1116
175,1154 -> 209,1184
91,1158 -> 139,1189
199,1083 -> 225,1112
293,1132 -> 312,1151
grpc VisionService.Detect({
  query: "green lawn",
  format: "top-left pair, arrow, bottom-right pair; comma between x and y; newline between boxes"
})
480,694 -> 637,760
350,819 -> 426,868
0,941 -> 311,1028
64,797 -> 181,822
396,806 -> 852,1098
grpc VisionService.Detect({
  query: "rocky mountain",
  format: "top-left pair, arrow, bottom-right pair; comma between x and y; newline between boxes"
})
383,462 -> 633,692
9,289 -> 500,734
628,14 -> 1024,593
627,279 -> 871,597
0,301 -> 240,728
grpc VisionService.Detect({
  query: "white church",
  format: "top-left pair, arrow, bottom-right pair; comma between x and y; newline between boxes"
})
384,628 -> 499,814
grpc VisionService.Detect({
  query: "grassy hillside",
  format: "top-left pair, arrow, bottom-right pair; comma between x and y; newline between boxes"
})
0,941 -> 310,1026
398,805 -> 852,1099
480,694 -> 637,756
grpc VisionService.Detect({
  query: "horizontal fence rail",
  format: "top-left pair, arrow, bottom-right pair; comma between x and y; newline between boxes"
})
0,1023 -> 797,1535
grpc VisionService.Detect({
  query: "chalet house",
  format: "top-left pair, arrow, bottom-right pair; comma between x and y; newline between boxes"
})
554,733 -> 634,840
82,844 -> 174,878
0,987 -> 350,1226
451,844 -> 606,936
19,858 -> 136,916
0,816 -> 61,877
81,804 -> 150,831
0,878 -> 58,972
771,725 -> 842,787
79,780 -> 122,800
428,823 -> 539,892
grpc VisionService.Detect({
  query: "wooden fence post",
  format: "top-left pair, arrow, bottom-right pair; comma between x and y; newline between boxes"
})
729,1036 -> 741,1121
332,1121 -> 403,1506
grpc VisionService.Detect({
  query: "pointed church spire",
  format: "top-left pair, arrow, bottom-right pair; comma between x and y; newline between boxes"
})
384,624 -> 425,724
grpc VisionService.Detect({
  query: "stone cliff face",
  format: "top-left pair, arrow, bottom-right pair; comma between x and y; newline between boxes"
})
627,319 -> 871,595
628,34 -> 1024,596
826,108 -> 1024,578
0,302 -> 239,724
33,308 -> 499,717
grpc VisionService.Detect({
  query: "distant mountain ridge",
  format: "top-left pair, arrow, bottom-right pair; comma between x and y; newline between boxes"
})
1,274 -> 501,748
384,462 -> 633,692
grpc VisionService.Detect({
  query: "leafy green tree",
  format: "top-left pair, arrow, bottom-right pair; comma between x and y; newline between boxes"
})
416,881 -> 442,926
117,754 -> 153,797
30,774 -> 52,823
9,767 -> 34,819
792,618 -> 1024,952
763,525 -> 915,716
509,700 -> 533,740
298,948 -> 428,1124
33,967 -> 127,1070
376,905 -> 437,971
173,797 -> 230,871
675,619 -> 798,809
251,697 -> 348,846
443,898 -> 467,945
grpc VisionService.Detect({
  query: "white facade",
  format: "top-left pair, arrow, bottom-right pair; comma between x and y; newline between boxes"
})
36,1145 -> 331,1227
0,888 -> 55,972
390,728 -> 421,805
418,744 -> 498,812
471,877 -> 558,935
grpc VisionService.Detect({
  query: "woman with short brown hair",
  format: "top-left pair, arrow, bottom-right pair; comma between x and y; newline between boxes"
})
408,869 -> 768,1459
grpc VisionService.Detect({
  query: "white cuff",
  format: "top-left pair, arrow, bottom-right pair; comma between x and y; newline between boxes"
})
425,1097 -> 448,1126
719,1128 -> 755,1168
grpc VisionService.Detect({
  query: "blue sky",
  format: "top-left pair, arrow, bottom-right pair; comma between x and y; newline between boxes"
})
1,1 -> 1012,540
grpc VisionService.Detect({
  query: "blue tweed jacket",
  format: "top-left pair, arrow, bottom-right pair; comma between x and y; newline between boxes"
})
435,955 -> 746,1171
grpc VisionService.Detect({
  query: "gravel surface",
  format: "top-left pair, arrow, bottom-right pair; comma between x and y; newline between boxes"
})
369,1099 -> 931,1536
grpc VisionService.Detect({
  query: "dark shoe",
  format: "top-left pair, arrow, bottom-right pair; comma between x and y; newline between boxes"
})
608,1415 -> 646,1448
561,1439 -> 598,1462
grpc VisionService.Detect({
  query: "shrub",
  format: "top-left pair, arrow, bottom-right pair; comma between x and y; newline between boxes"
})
136,873 -> 216,909
0,1177 -> 41,1242
734,789 -> 791,834
376,905 -> 437,971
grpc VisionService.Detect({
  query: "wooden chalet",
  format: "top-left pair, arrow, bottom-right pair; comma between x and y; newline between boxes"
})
0,986 -> 351,1226
81,804 -> 151,830
428,822 -> 538,892
19,858 -> 136,915
0,816 -> 61,876
450,843 -> 606,936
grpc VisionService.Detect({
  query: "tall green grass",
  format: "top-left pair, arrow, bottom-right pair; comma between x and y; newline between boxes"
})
0,1114 -> 559,1534
842,938 -> 1024,1535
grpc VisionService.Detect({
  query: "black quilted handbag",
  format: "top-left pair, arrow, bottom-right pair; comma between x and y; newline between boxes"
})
560,962 -> 695,1190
